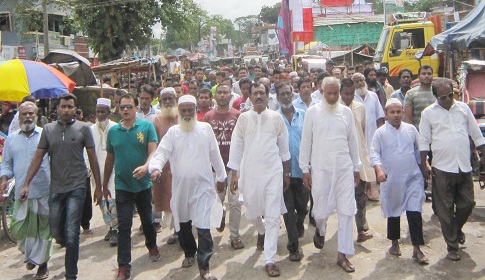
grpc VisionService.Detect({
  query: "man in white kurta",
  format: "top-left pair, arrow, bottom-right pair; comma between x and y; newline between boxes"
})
149,95 -> 225,280
86,98 -> 118,245
227,82 -> 290,277
299,77 -> 361,273
370,98 -> 428,264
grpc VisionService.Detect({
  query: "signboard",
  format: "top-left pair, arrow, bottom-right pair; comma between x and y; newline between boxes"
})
1,45 -> 17,60
18,45 -> 26,59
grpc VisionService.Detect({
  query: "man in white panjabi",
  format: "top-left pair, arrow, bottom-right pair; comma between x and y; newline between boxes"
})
86,98 -> 118,245
228,81 -> 290,278
370,98 -> 428,265
149,95 -> 225,280
299,77 -> 361,273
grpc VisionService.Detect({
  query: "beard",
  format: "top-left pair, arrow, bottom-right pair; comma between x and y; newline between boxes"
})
160,104 -> 178,118
178,114 -> 197,132
20,120 -> 36,132
280,102 -> 292,109
355,84 -> 368,97
323,98 -> 339,112
97,119 -> 109,130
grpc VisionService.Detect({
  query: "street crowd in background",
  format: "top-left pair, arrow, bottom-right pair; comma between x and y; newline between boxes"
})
0,57 -> 484,280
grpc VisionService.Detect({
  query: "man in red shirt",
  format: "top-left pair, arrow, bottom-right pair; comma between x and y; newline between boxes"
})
203,84 -> 244,250
196,88 -> 213,121
231,78 -> 252,111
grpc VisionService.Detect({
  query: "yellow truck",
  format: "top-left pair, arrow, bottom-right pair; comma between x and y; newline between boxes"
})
374,12 -> 442,88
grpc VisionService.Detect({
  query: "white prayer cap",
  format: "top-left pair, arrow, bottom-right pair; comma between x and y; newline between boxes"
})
160,87 -> 176,96
385,98 -> 402,108
289,71 -> 298,77
97,98 -> 111,108
178,94 -> 196,105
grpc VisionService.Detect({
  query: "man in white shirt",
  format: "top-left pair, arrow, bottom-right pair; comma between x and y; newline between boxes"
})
300,77 -> 361,273
352,72 -> 385,201
136,85 -> 161,122
228,82 -> 290,277
420,78 -> 485,261
311,72 -> 331,102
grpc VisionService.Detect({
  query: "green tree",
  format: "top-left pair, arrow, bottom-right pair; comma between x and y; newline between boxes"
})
73,0 -> 190,61
259,2 -> 281,24
234,15 -> 259,46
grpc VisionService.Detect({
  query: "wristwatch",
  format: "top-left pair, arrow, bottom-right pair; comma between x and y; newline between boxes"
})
284,172 -> 291,177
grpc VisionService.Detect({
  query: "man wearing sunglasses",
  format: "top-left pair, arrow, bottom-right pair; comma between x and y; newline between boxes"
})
419,78 -> 485,262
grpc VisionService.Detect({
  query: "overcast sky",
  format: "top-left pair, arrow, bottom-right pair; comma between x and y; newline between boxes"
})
153,0 -> 280,37
194,0 -> 281,21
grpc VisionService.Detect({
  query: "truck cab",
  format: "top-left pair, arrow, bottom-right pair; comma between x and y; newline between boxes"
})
374,12 -> 440,88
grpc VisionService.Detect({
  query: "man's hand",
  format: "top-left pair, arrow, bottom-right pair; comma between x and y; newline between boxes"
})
19,184 -> 29,202
133,165 -> 148,180
230,170 -> 238,195
0,179 -> 7,194
217,181 -> 225,193
93,188 -> 103,206
283,174 -> 290,192
103,188 -> 112,202
354,172 -> 361,187
421,163 -> 432,180
302,172 -> 312,190
376,169 -> 387,183
150,170 -> 161,182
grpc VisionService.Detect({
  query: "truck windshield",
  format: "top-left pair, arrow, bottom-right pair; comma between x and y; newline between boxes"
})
374,28 -> 390,62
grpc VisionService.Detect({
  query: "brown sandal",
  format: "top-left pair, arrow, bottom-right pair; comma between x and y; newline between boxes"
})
182,256 -> 196,268
412,252 -> 429,265
265,263 -> 280,277
231,237 -> 245,250
337,258 -> 355,273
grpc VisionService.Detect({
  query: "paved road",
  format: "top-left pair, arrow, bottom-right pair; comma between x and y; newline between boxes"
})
1,184 -> 485,280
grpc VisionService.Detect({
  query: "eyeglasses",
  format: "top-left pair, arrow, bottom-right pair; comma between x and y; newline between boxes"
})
437,92 -> 454,100
119,105 -> 134,110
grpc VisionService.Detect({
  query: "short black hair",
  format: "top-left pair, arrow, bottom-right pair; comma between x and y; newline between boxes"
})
197,87 -> 212,98
418,65 -> 433,75
364,67 -> 377,78
297,77 -> 312,89
317,71 -> 331,83
238,77 -> 252,89
58,93 -> 77,107
121,93 -> 139,106
273,69 -> 282,75
195,67 -> 204,74
250,81 -> 269,96
236,67 -> 248,75
347,66 -> 355,71
139,84 -> 155,98
376,68 -> 388,77
275,82 -> 292,96
340,78 -> 354,91
221,78 -> 234,88
398,69 -> 412,78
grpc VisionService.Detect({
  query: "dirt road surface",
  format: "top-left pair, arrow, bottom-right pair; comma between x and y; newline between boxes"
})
1,184 -> 485,280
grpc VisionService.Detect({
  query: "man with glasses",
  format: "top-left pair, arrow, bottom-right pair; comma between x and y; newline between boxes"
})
419,78 -> 485,261
100,93 -> 160,280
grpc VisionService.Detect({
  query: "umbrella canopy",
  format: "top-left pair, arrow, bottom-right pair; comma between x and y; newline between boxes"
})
44,49 -> 97,87
189,52 -> 207,61
0,59 -> 76,102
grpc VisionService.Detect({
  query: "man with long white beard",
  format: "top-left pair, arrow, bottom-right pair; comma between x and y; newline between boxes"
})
1,102 -> 51,279
228,82 -> 290,278
151,88 -> 179,245
300,77 -> 361,273
149,95 -> 226,280
85,98 -> 118,246
352,73 -> 385,201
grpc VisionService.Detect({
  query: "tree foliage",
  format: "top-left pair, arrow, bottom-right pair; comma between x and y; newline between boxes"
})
259,2 -> 281,24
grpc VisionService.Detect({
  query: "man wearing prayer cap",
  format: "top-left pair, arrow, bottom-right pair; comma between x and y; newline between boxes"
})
149,94 -> 226,280
85,98 -> 119,245
370,97 -> 428,264
151,87 -> 179,245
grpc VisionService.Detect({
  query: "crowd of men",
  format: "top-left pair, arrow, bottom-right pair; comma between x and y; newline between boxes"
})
0,58 -> 484,280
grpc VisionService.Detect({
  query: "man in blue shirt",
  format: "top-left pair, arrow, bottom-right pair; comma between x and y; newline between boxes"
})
276,82 -> 309,262
1,101 -> 51,279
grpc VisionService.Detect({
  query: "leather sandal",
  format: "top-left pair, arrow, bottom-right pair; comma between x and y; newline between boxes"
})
313,229 -> 325,249
447,251 -> 461,261
230,237 -> 245,250
265,263 -> 280,277
412,251 -> 429,265
182,256 -> 196,268
337,258 -> 355,273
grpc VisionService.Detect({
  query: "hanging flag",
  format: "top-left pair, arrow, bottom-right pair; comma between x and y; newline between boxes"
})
277,0 -> 291,56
